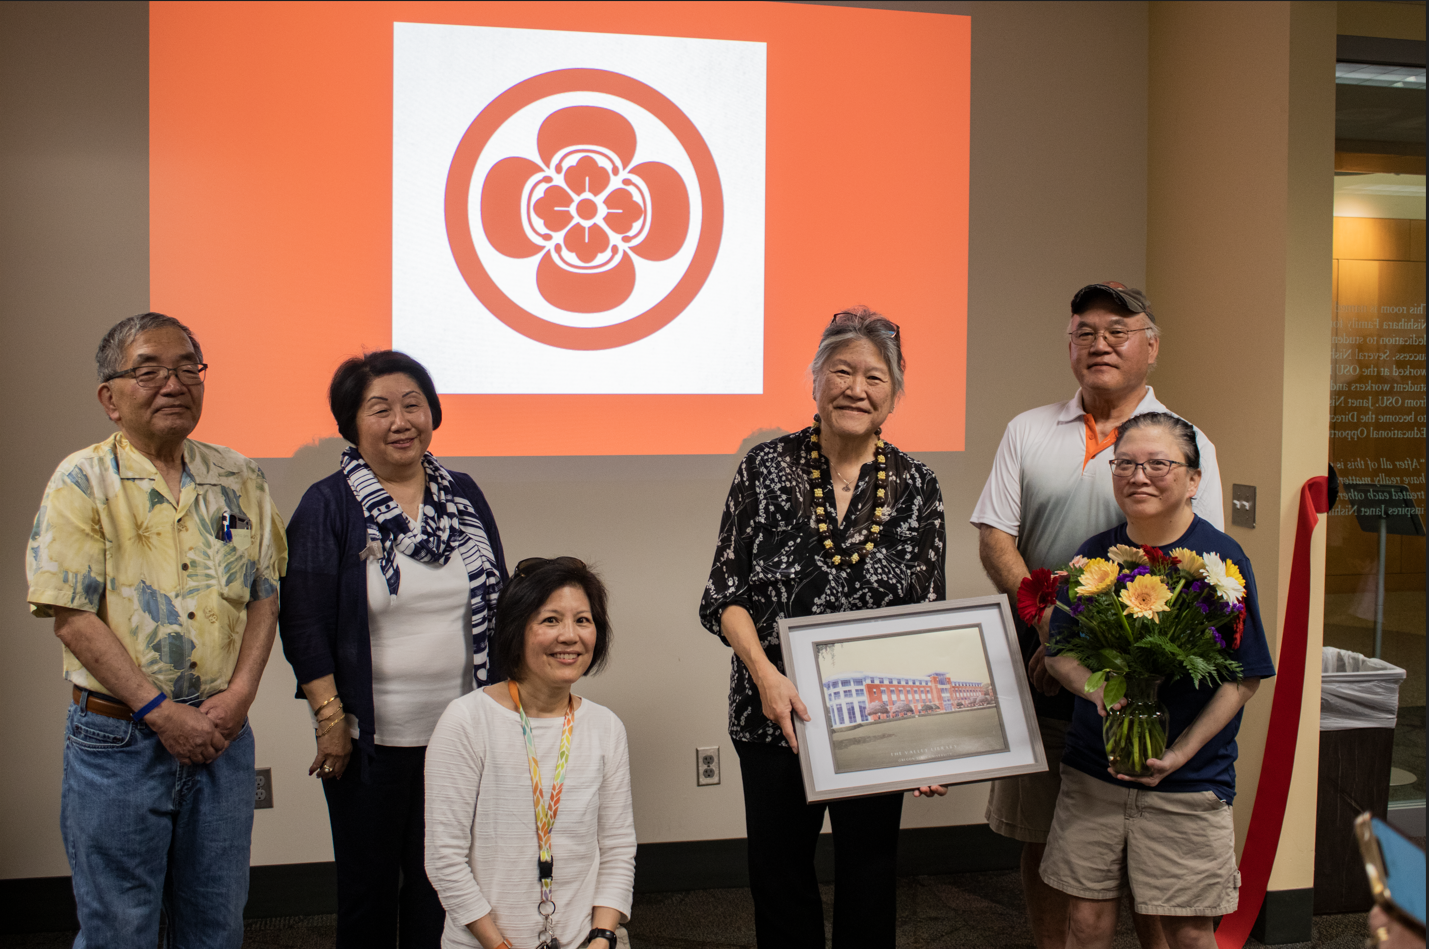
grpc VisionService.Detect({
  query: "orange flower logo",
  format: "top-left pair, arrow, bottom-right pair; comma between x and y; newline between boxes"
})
445,69 -> 725,351
480,106 -> 690,314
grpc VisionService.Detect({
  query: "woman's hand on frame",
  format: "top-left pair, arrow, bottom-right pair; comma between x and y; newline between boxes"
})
753,667 -> 811,753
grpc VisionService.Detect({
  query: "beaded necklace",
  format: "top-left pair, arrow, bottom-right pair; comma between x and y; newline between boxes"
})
809,419 -> 888,567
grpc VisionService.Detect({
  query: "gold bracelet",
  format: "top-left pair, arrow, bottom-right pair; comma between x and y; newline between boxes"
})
315,701 -> 345,724
313,693 -> 341,715
316,715 -> 345,738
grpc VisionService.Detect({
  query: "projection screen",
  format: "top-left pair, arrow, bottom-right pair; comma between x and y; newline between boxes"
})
150,1 -> 969,457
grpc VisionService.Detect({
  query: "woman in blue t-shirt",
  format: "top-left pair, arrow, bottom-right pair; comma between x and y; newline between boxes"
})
1042,412 -> 1275,949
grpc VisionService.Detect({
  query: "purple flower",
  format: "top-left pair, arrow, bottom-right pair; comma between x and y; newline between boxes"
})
1211,628 -> 1225,648
1190,581 -> 1205,592
1231,602 -> 1245,614
1133,565 -> 1151,577
1197,602 -> 1210,615
1070,600 -> 1087,616
1118,573 -> 1135,584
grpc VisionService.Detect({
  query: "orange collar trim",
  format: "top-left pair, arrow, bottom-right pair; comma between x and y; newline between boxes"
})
1083,414 -> 1118,471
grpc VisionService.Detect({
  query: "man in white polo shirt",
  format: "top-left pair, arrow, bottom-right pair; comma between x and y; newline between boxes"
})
971,282 -> 1223,949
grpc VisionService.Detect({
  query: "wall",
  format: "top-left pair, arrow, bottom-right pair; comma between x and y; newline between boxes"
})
2,0 -> 1155,878
1146,0 -> 1336,898
1337,0 -> 1427,41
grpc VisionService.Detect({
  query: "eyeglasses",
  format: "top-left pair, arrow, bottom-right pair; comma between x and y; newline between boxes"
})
830,310 -> 901,341
104,363 -> 208,388
1069,326 -> 1153,348
514,556 -> 587,579
1109,459 -> 1194,480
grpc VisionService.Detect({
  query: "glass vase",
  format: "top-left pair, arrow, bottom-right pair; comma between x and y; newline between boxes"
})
1103,676 -> 1169,778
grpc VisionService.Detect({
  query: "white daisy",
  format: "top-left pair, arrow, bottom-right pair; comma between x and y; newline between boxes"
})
1200,551 -> 1246,603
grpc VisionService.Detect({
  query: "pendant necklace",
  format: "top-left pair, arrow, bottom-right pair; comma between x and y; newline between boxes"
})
509,680 -> 576,949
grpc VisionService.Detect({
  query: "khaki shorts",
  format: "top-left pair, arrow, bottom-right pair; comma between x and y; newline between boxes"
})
986,716 -> 1068,843
1039,765 -> 1240,917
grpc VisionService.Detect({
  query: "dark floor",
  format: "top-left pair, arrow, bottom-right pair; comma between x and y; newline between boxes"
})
0,871 -> 1380,948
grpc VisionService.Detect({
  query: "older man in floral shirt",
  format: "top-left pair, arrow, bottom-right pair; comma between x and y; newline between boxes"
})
26,312 -> 286,949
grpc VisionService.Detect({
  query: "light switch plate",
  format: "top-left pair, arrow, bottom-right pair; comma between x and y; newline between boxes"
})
1231,484 -> 1256,529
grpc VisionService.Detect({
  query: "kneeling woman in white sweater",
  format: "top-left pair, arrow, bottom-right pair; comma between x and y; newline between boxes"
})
426,557 -> 635,949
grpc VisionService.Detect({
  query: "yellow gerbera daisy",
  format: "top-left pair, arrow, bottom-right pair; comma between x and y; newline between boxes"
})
1120,574 -> 1172,622
1108,544 -> 1149,566
1075,559 -> 1118,597
1169,548 -> 1205,577
1224,560 -> 1245,587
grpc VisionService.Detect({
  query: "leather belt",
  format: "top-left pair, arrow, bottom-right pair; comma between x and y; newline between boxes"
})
72,685 -> 133,721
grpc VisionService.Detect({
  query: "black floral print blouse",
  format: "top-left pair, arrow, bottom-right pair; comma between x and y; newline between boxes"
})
699,428 -> 947,746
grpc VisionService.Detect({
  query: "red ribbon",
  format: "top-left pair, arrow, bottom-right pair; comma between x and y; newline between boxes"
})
1216,476 -> 1329,948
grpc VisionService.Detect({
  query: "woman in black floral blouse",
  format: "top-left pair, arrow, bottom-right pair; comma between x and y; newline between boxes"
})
699,307 -> 948,949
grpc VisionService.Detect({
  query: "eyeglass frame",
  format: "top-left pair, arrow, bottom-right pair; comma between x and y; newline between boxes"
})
829,310 -> 901,341
1068,325 -> 1154,349
1108,458 -> 1195,480
102,362 -> 209,388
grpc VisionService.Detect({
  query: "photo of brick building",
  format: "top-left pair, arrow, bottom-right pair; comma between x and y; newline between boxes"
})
821,671 -> 997,728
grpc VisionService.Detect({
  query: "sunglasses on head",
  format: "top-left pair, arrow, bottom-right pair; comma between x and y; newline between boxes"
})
829,310 -> 901,341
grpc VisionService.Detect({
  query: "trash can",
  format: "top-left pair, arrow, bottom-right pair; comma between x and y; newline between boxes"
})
1314,647 -> 1406,914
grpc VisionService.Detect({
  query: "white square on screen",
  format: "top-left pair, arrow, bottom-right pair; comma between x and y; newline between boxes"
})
393,22 -> 766,394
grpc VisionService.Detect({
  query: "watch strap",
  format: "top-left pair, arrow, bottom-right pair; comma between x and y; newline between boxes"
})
587,928 -> 619,947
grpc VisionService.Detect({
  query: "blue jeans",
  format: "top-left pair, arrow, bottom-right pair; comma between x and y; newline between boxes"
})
62,692 -> 255,949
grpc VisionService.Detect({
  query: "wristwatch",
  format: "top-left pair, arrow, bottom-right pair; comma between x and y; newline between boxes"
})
586,928 -> 619,948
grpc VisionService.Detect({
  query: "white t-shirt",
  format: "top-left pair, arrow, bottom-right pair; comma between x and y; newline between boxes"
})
970,386 -> 1224,572
366,538 -> 473,746
425,690 -> 636,949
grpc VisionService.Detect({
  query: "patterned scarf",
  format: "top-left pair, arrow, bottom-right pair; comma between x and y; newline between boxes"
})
341,446 -> 500,683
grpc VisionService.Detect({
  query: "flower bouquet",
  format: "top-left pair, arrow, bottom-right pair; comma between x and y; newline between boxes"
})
1018,544 -> 1247,777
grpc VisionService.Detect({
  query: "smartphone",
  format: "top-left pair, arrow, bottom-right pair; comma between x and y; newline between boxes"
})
1356,811 -> 1426,932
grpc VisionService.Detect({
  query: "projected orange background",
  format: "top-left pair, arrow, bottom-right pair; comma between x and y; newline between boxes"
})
150,1 -> 969,457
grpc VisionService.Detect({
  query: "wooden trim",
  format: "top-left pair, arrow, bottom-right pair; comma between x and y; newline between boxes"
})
1335,152 -> 1427,175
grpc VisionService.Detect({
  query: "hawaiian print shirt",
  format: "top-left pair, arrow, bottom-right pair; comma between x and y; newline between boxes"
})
27,433 -> 287,700
699,429 -> 946,746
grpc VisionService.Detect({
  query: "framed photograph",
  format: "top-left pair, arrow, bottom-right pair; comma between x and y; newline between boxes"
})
778,595 -> 1046,802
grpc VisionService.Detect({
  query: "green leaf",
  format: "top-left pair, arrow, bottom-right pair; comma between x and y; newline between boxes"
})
1084,669 -> 1108,693
1102,674 -> 1127,706
1097,649 -> 1129,672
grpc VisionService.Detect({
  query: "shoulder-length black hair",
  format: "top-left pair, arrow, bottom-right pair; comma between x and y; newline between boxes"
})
491,557 -> 612,682
328,350 -> 442,445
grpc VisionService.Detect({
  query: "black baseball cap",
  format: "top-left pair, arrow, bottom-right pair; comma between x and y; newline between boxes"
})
1071,282 -> 1156,323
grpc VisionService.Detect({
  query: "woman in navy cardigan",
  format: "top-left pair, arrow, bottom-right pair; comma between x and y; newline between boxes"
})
279,351 -> 507,949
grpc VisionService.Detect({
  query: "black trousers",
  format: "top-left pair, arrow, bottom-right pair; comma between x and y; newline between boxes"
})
735,740 -> 905,949
323,744 -> 446,949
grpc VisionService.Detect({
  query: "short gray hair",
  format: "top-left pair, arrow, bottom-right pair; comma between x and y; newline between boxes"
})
809,306 -> 905,398
96,312 -> 204,381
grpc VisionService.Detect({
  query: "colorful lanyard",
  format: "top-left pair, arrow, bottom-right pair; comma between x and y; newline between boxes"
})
508,680 -> 575,948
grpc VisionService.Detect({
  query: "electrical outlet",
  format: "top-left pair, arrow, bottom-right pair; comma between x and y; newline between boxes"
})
255,767 -> 274,809
696,746 -> 720,786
